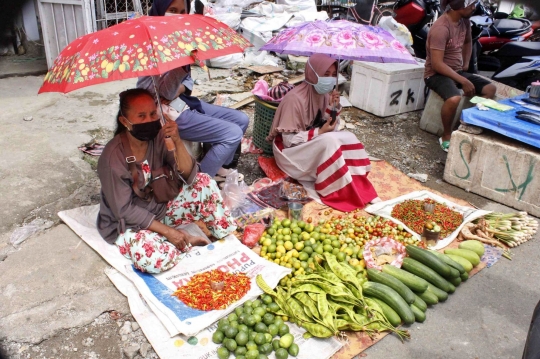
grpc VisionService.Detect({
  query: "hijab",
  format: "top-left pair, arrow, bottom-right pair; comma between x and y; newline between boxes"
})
149,0 -> 191,16
267,53 -> 337,141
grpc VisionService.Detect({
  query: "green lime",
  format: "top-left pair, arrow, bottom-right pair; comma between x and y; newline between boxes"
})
227,313 -> 238,322
257,355 -> 269,359
259,342 -> 273,355
217,346 -> 230,359
254,332 -> 266,345
244,300 -> 253,307
238,324 -> 249,333
225,339 -> 237,351
221,324 -> 231,335
252,314 -> 262,323
246,340 -> 257,351
273,317 -> 284,328
235,307 -> 244,316
218,318 -> 230,329
262,313 -> 275,326
238,313 -> 248,324
278,324 -> 290,336
272,339 -> 281,351
225,326 -> 238,339
237,356 -> 246,359
264,333 -> 273,343
254,322 -> 268,333
275,348 -> 289,359
279,333 -> 294,349
268,323 -> 279,337
288,343 -> 299,357
252,299 -> 262,307
253,307 -> 266,317
267,244 -> 276,253
303,246 -> 313,255
298,221 -> 306,229
212,330 -> 225,344
267,302 -> 280,313
229,320 -> 239,329
248,331 -> 257,341
261,294 -> 273,305
246,349 -> 259,359
282,219 -> 291,228
323,244 -> 333,252
337,252 -> 346,262
243,306 -> 254,315
245,315 -> 256,327
235,331 -> 249,346
235,346 -> 248,356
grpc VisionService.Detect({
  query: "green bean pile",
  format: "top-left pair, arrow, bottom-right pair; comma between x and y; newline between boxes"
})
257,253 -> 410,340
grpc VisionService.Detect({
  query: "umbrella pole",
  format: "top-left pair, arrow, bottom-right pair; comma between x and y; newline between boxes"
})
152,76 -> 176,151
330,56 -> 340,125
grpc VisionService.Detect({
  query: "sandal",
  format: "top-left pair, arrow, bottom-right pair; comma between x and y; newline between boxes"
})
439,137 -> 450,153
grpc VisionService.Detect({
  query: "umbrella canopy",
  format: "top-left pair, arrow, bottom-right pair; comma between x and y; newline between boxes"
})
260,20 -> 416,64
39,15 -> 251,94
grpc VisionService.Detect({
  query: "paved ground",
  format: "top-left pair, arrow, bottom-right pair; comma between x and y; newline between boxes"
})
0,70 -> 538,359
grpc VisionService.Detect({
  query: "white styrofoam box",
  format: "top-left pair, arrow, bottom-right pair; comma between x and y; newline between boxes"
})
420,90 -> 472,136
349,60 -> 426,117
444,130 -> 540,217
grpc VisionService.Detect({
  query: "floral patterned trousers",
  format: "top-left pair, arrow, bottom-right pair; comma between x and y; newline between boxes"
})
115,173 -> 236,273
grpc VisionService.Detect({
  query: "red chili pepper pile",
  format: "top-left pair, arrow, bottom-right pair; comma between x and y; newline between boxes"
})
172,269 -> 251,311
391,199 -> 463,238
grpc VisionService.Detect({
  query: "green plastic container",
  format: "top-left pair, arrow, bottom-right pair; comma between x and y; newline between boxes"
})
253,98 -> 277,155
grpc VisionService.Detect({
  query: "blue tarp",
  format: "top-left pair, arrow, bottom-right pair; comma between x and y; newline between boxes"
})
461,94 -> 540,149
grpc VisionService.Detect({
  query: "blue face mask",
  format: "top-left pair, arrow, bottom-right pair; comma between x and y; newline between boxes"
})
305,61 -> 336,94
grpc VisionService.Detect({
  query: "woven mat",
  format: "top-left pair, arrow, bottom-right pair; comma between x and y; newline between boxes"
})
265,161 -> 488,358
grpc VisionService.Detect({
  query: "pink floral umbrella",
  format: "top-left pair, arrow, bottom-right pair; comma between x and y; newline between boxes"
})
260,20 -> 416,64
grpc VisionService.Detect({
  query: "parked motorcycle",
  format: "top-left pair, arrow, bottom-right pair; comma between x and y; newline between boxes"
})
371,0 -> 442,58
470,0 -> 533,52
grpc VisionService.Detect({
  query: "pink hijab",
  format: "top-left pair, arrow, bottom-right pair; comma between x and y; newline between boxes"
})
267,53 -> 337,141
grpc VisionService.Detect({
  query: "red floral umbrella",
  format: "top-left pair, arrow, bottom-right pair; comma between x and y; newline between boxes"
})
38,15 -> 251,94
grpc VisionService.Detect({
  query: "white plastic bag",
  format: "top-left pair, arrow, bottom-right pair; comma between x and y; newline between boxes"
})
10,218 -> 54,246
207,53 -> 244,68
378,16 -> 415,55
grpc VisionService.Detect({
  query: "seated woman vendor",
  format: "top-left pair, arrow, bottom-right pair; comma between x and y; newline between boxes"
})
97,88 -> 236,274
267,53 -> 381,212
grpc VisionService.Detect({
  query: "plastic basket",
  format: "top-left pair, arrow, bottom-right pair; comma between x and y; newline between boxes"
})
253,98 -> 277,155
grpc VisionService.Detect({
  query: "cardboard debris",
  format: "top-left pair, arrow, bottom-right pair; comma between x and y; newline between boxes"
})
248,65 -> 284,74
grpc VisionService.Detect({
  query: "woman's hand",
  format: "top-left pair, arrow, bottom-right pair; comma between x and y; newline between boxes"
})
319,117 -> 337,134
329,90 -> 340,108
161,113 -> 182,144
164,228 -> 189,251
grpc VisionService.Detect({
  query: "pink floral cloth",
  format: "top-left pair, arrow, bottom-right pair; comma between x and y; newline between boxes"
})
115,173 -> 236,273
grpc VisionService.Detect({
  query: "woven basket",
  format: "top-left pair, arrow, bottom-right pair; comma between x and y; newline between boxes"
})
253,98 -> 277,155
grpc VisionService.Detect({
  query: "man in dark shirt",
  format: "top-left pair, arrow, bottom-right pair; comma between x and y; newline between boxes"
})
424,0 -> 496,152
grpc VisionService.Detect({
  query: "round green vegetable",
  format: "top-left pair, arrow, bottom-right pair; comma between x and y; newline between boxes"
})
279,333 -> 294,349
212,330 -> 225,344
288,343 -> 300,357
217,347 -> 230,359
235,331 -> 249,346
275,348 -> 289,359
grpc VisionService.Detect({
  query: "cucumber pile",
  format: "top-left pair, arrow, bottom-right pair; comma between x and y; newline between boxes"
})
365,242 -> 483,325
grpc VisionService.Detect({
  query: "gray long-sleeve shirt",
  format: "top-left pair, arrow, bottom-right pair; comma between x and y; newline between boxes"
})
97,131 -> 198,244
136,66 -> 192,101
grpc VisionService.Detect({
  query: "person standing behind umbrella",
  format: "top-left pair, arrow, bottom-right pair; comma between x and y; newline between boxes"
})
266,53 -> 381,212
137,0 -> 249,185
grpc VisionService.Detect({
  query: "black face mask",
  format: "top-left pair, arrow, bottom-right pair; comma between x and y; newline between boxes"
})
127,119 -> 162,141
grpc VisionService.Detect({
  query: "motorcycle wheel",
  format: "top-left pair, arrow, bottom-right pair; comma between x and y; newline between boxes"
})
371,6 -> 396,26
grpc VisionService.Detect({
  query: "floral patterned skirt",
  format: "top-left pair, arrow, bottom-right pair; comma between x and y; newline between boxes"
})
115,173 -> 236,273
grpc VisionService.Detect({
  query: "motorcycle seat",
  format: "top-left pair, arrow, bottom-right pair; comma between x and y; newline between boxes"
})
482,18 -> 531,37
497,42 -> 540,57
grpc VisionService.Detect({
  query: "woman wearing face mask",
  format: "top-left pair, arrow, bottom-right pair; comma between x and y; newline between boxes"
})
137,0 -> 249,185
267,54 -> 380,211
97,88 -> 236,274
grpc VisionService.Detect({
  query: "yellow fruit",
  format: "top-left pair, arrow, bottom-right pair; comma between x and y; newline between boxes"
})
138,52 -> 144,59
262,238 -> 272,247
158,45 -> 163,51
141,58 -> 148,66
118,64 -> 126,73
78,59 -> 84,63
106,62 -> 114,73
164,49 -> 171,56
123,55 -> 130,62
137,48 -> 143,53
178,41 -> 185,49
276,245 -> 286,254
210,34 -> 215,39
185,44 -> 194,52
100,59 -> 109,69
81,69 -> 89,76
79,63 -> 85,70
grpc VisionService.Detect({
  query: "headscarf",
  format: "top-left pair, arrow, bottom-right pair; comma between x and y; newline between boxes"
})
149,0 -> 191,16
267,53 -> 337,141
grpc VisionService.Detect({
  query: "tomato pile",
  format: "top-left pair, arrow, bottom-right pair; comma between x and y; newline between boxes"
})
258,210 -> 424,287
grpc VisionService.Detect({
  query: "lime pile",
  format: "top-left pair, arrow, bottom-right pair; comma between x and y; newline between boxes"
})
213,294 -> 299,359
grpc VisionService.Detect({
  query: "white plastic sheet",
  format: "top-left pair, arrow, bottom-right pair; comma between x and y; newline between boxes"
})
58,205 -> 290,337
364,190 -> 490,250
